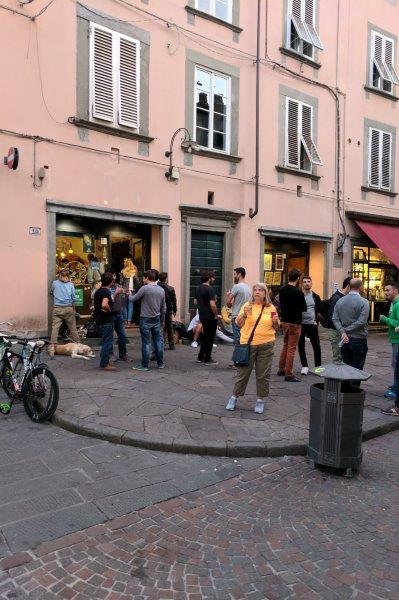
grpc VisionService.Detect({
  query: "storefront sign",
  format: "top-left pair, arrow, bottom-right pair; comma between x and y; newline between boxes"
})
28,227 -> 41,236
74,288 -> 84,307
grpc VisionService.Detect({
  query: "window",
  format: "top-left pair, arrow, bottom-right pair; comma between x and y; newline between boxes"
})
370,31 -> 399,94
285,97 -> 322,172
194,66 -> 230,153
90,22 -> 140,129
195,0 -> 232,23
368,127 -> 392,190
286,0 -> 323,59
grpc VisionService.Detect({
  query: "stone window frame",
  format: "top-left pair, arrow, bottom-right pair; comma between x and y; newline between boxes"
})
281,0 -> 322,67
185,0 -> 242,36
362,118 -> 396,197
75,3 -> 151,141
277,84 -> 320,179
365,23 -> 398,101
185,49 -> 240,162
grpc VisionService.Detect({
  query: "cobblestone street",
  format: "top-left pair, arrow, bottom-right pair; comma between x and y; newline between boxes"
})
1,425 -> 399,599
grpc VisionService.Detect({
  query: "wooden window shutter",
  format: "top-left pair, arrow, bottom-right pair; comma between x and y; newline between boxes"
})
381,132 -> 392,189
384,38 -> 399,85
118,35 -> 140,129
286,98 -> 300,168
304,0 -> 324,50
301,103 -> 323,166
369,128 -> 381,188
91,24 -> 115,123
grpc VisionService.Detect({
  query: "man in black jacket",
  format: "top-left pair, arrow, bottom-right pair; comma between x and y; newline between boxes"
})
158,272 -> 177,350
298,276 -> 322,375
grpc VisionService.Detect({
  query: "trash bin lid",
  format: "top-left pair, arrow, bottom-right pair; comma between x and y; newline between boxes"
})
310,361 -> 371,381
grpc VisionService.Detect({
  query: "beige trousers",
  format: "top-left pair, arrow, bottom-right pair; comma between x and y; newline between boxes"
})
234,342 -> 274,399
50,306 -> 80,344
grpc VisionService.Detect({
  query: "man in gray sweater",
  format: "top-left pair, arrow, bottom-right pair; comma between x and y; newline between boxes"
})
131,269 -> 166,371
332,278 -> 370,386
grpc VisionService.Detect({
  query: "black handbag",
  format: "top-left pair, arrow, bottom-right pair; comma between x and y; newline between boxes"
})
232,306 -> 264,366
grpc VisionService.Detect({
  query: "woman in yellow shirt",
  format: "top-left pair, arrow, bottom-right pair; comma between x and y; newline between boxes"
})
226,283 -> 279,414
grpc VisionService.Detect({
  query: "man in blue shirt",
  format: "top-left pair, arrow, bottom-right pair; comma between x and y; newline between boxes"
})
49,269 -> 80,356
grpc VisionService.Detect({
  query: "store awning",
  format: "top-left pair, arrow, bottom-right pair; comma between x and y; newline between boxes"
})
355,220 -> 399,268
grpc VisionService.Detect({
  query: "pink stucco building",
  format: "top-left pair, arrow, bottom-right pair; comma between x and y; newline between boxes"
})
1,0 -> 399,332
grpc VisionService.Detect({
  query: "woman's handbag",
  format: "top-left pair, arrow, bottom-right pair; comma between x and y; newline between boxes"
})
232,306 -> 264,366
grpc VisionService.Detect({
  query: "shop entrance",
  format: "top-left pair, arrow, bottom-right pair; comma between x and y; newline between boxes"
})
352,243 -> 398,322
55,215 -> 152,319
263,238 -> 309,300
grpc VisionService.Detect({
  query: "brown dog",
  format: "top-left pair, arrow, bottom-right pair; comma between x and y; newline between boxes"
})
53,343 -> 95,360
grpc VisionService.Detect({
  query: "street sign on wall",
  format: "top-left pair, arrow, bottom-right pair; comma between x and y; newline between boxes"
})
3,147 -> 19,170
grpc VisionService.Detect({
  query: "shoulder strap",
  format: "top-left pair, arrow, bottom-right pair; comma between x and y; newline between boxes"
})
247,306 -> 264,344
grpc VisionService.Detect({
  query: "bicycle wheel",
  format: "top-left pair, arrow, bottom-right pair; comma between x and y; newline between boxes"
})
22,366 -> 59,423
2,355 -> 24,400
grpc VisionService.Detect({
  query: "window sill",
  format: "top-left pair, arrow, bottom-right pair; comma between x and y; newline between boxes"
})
363,86 -> 398,102
276,165 -> 321,181
182,145 -> 242,163
279,47 -> 321,70
185,6 -> 242,34
361,185 -> 397,198
68,117 -> 155,143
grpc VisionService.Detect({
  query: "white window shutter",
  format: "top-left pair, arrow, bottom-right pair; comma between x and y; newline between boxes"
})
381,132 -> 392,189
301,104 -> 323,166
290,0 -> 312,45
369,128 -> 381,188
286,98 -> 300,168
384,38 -> 399,85
118,35 -> 140,129
304,0 -> 324,50
372,32 -> 391,82
91,24 -> 115,123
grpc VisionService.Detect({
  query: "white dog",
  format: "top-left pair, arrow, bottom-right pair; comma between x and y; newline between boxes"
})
53,343 -> 95,360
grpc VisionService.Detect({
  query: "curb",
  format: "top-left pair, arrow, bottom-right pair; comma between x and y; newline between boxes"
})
53,411 -> 399,458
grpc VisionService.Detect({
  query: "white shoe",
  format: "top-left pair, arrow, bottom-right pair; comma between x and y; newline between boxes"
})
254,401 -> 265,414
213,344 -> 217,348
226,396 -> 237,411
191,341 -> 198,348
301,367 -> 309,375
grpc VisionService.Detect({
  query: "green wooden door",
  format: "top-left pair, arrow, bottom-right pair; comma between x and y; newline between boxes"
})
190,230 -> 224,311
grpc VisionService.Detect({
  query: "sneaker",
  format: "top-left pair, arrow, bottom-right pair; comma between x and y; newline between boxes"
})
277,369 -> 285,376
101,364 -> 117,372
48,344 -> 55,358
225,396 -> 237,411
203,359 -> 218,366
191,341 -> 198,348
158,363 -> 166,369
213,344 -> 217,348
254,401 -> 265,414
132,365 -> 149,372
197,358 -> 204,363
285,376 -> 301,382
381,406 -> 399,416
301,367 -> 309,375
384,390 -> 397,399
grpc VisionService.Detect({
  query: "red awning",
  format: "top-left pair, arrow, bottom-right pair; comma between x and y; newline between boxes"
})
355,220 -> 399,268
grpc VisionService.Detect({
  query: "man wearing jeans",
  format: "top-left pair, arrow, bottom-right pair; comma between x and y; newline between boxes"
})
277,269 -> 307,382
195,270 -> 218,365
93,272 -> 116,372
226,267 -> 251,345
298,276 -> 322,375
49,269 -> 80,357
332,278 -> 370,386
379,282 -> 399,400
132,270 -> 166,372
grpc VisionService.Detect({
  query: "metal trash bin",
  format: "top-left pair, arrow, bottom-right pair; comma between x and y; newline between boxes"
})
308,361 -> 371,477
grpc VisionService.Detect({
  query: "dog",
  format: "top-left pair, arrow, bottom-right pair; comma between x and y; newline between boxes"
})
53,343 -> 95,360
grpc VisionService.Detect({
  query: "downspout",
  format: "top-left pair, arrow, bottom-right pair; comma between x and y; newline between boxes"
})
249,0 -> 261,218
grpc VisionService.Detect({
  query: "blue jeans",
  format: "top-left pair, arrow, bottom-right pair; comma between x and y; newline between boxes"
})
341,337 -> 368,387
113,313 -> 127,358
232,318 -> 241,345
123,297 -> 134,323
99,323 -> 114,368
139,316 -> 164,368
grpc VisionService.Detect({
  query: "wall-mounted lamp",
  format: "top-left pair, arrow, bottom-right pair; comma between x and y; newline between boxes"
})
165,127 -> 199,181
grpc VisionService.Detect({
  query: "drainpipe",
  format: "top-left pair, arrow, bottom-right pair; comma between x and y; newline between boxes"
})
249,0 -> 261,219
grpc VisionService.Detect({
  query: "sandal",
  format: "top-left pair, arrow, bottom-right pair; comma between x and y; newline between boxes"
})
381,406 -> 399,416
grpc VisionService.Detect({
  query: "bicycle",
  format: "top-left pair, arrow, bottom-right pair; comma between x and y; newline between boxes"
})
0,331 -> 59,423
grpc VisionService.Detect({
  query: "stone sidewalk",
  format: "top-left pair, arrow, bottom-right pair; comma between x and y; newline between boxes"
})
49,331 -> 399,457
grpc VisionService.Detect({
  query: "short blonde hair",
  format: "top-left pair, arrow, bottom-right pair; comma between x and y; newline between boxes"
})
251,283 -> 271,306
